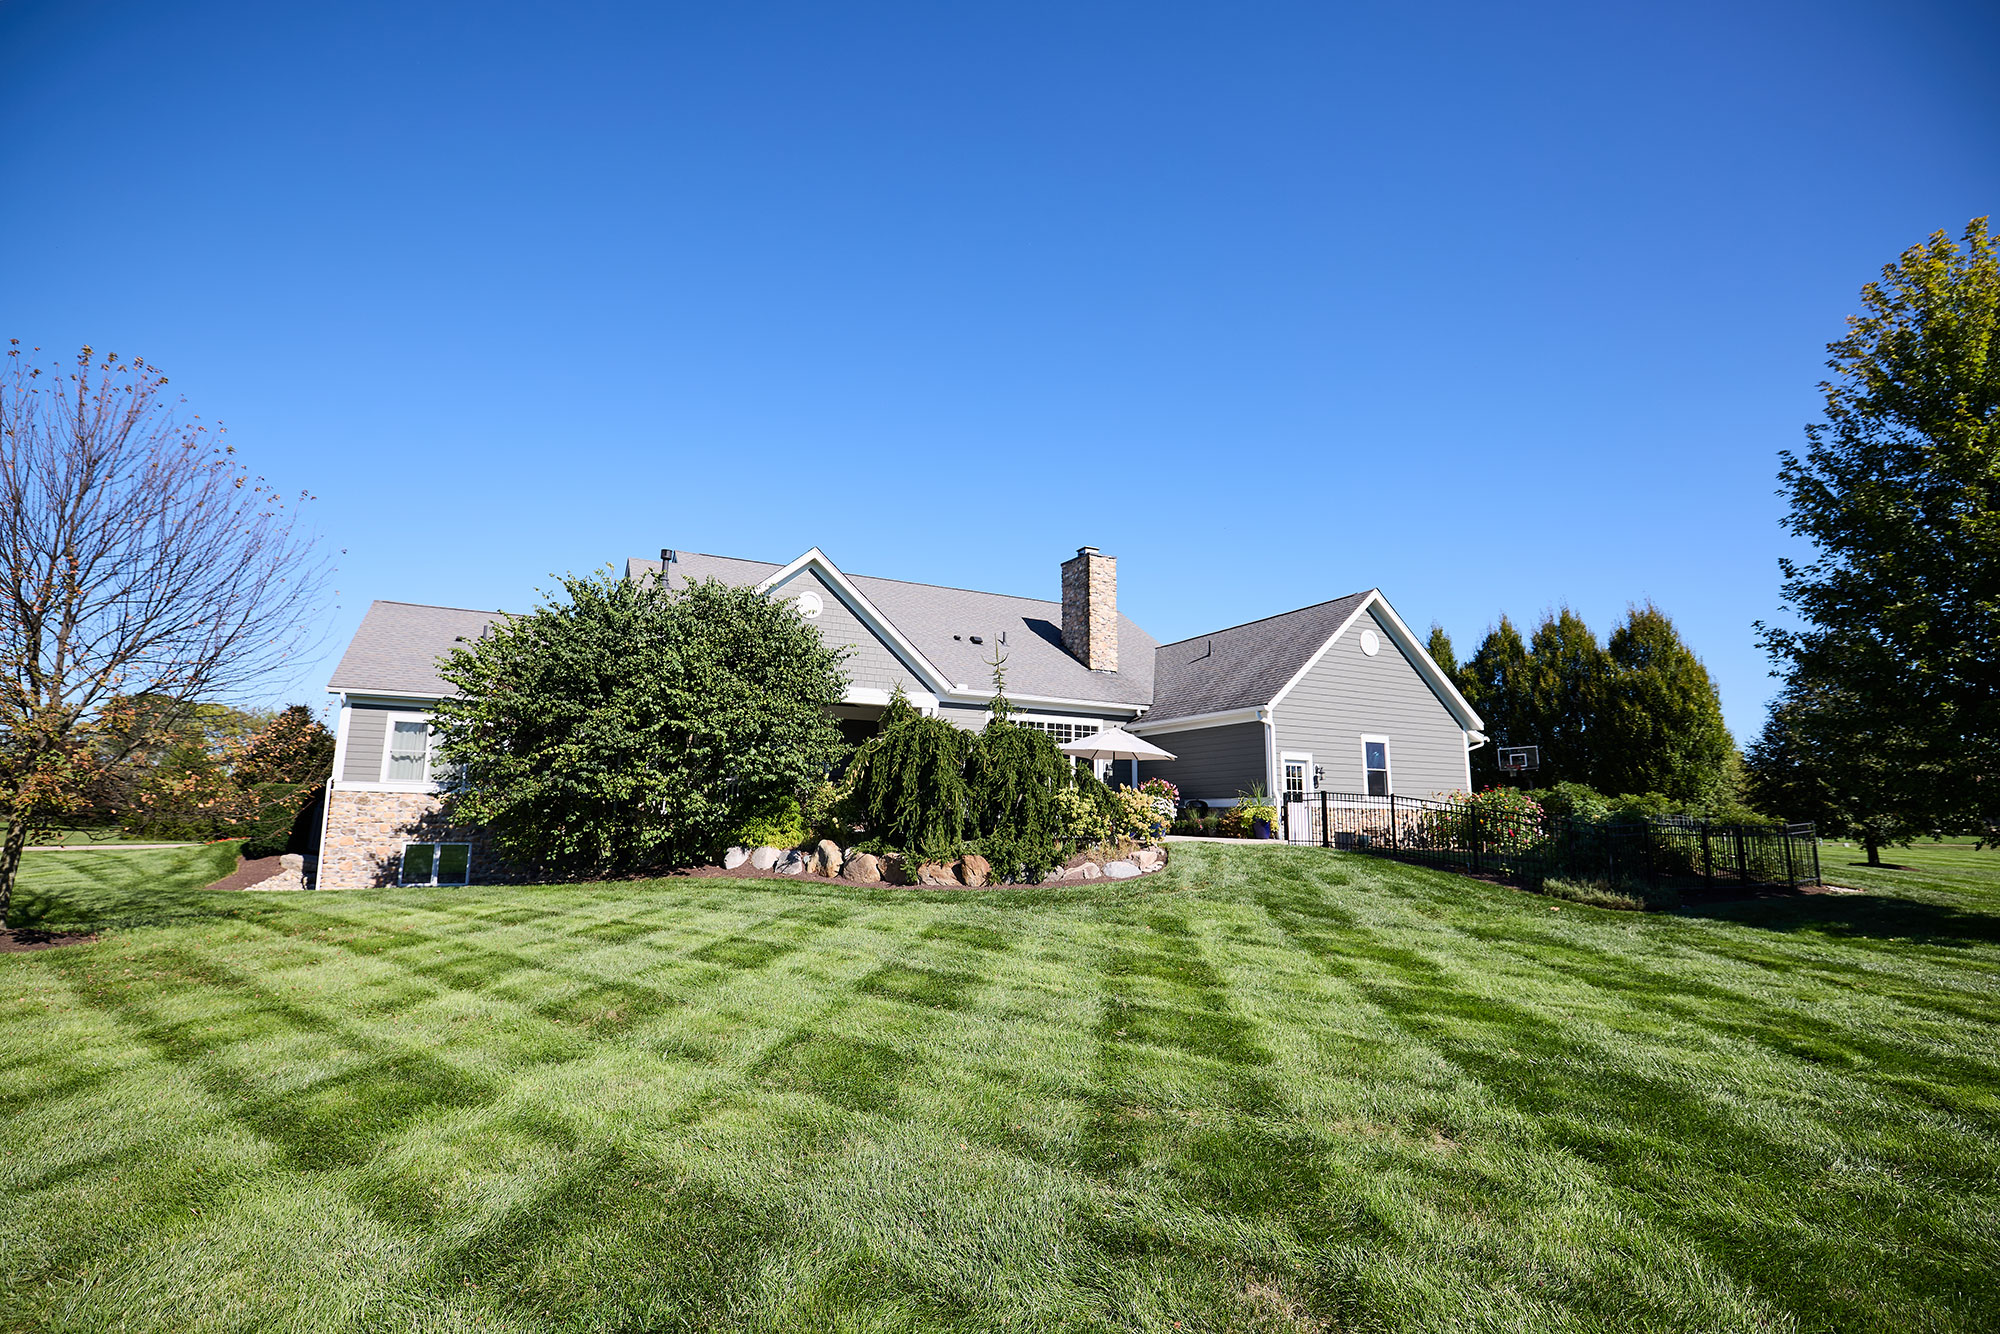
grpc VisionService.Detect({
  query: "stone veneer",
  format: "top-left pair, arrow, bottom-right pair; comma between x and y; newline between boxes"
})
318,788 -> 503,889
1060,545 -> 1118,673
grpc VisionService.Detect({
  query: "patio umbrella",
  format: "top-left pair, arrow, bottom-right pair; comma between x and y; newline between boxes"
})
1058,728 -> 1177,763
1059,728 -> 1176,785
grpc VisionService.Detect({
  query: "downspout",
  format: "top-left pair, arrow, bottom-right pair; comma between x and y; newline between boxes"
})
317,693 -> 351,888
1259,706 -> 1278,803
1464,729 -> 1488,791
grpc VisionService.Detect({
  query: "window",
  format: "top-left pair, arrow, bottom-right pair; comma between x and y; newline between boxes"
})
386,718 -> 431,783
1363,737 -> 1391,797
1016,719 -> 1100,746
401,842 -> 470,886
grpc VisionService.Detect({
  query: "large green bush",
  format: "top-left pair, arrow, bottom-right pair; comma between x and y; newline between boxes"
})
431,571 -> 849,876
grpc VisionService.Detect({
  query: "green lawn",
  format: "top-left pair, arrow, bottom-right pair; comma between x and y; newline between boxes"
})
2,843 -> 1996,1333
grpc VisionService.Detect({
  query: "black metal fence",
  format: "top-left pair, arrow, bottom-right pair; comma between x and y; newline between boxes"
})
1279,791 -> 1821,892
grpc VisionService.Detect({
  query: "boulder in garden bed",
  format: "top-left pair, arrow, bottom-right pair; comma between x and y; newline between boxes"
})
1132,848 -> 1163,870
723,847 -> 751,870
1103,860 -> 1141,880
776,850 -> 806,875
749,846 -> 782,871
956,855 -> 991,887
1075,862 -> 1102,881
810,840 -> 843,877
916,861 -> 956,886
841,852 -> 883,883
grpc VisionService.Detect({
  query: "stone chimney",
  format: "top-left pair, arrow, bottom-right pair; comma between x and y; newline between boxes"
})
1061,546 -> 1118,672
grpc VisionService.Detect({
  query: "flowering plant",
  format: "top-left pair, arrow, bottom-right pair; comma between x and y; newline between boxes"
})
1137,777 -> 1178,830
1114,787 -> 1168,843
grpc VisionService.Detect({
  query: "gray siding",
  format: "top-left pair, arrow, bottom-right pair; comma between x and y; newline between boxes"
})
1135,721 -> 1267,801
937,700 -> 989,730
768,568 -> 930,696
1274,608 -> 1468,798
341,701 -> 433,783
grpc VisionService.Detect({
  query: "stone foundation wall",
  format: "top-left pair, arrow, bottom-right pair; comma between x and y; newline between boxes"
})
319,788 -> 503,889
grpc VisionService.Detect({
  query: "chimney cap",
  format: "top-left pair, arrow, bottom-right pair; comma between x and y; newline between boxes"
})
1076,545 -> 1100,557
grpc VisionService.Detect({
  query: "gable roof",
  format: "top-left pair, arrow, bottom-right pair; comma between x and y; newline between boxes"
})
327,600 -> 508,697
1141,592 -> 1373,724
627,550 -> 1156,708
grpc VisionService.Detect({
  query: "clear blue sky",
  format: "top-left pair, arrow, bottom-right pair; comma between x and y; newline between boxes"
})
4,0 -> 1994,740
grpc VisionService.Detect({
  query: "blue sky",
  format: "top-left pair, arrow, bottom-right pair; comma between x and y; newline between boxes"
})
3,0 -> 1994,740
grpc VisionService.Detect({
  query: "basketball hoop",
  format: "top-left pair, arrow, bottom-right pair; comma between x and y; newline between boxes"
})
1498,746 -> 1540,775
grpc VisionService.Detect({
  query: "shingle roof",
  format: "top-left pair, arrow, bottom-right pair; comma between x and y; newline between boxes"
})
327,600 -> 508,696
1143,592 -> 1374,723
628,551 -> 1157,707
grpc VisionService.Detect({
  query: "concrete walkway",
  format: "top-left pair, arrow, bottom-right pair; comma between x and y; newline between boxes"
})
1163,834 -> 1303,846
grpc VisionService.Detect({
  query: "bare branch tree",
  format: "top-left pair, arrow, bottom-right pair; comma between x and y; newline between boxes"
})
0,341 -> 325,920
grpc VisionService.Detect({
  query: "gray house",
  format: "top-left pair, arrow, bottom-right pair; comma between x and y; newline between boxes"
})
318,545 -> 1485,888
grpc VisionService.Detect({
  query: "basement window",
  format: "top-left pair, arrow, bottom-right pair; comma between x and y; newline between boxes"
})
401,843 -> 471,887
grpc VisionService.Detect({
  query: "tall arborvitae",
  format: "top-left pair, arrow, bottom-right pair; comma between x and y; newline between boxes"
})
1597,603 -> 1734,805
1425,624 -> 1457,678
1521,608 -> 1608,788
1460,617 -> 1530,788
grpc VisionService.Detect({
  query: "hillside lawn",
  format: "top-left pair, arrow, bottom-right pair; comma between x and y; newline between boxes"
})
2,839 -> 1996,1333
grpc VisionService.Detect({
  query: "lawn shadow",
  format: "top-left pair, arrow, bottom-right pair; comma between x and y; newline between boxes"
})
1680,892 -> 2000,949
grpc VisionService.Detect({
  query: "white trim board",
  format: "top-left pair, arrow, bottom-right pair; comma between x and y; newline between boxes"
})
1265,591 -> 1485,734
1126,706 -> 1266,736
756,548 -> 956,697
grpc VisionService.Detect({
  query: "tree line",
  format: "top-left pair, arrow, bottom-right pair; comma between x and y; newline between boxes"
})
1425,604 -> 1742,815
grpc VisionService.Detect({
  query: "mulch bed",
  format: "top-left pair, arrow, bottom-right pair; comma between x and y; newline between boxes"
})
204,854 -> 285,893
0,927 -> 97,953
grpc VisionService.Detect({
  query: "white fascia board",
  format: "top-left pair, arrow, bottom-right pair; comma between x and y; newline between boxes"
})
1265,593 -> 1381,713
1264,590 -> 1486,734
845,686 -> 939,709
937,687 -> 1144,714
1363,593 -> 1487,732
756,548 -> 955,697
334,687 -> 450,703
334,780 -> 446,795
1127,706 -> 1266,736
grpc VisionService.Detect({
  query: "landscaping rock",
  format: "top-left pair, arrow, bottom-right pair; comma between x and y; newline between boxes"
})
776,849 -> 806,875
811,839 -> 843,877
880,853 -> 914,885
749,846 -> 781,870
916,861 -> 956,886
1132,848 -> 1162,870
723,846 -> 751,870
841,852 -> 883,883
956,854 -> 991,887
1103,860 -> 1141,880
1075,862 -> 1102,881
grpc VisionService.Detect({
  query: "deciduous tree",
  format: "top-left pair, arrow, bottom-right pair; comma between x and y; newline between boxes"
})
1758,217 -> 1997,843
0,344 -> 322,922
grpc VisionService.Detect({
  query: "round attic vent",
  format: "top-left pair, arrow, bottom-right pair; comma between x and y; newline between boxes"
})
795,591 -> 824,620
1359,628 -> 1381,657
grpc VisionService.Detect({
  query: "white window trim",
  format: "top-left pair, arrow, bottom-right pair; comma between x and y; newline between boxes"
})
1280,751 -> 1315,801
1360,733 -> 1392,796
379,711 -> 439,788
